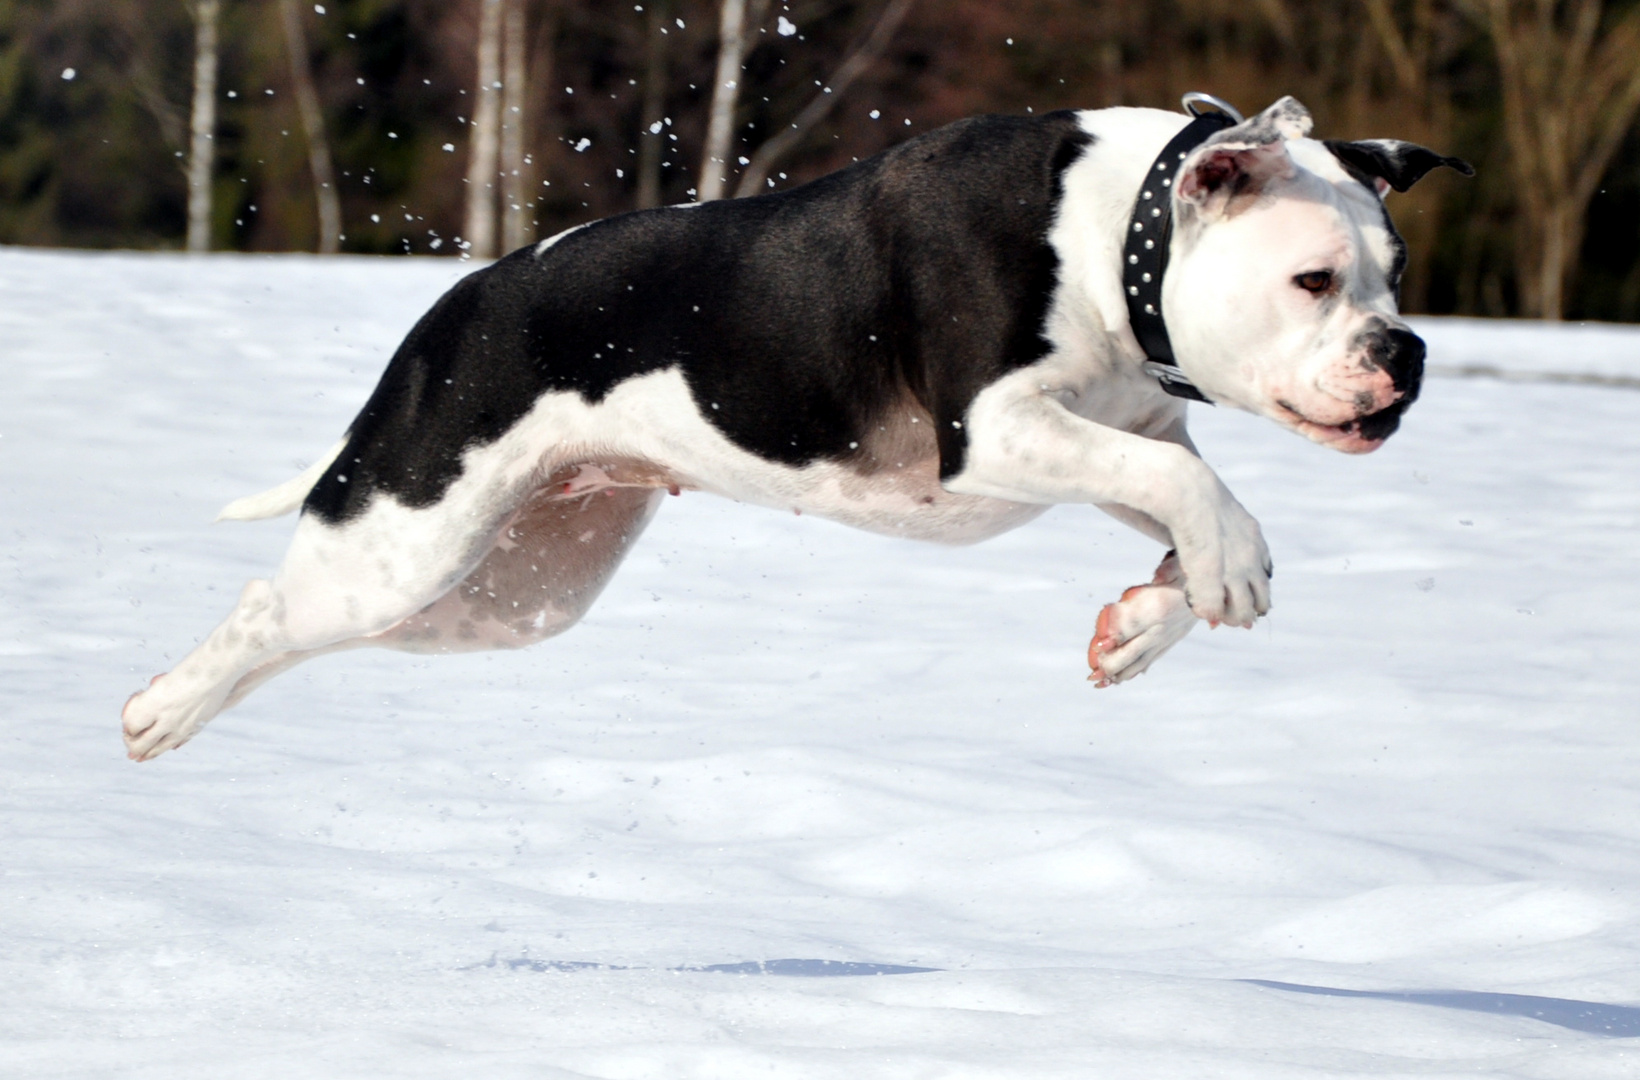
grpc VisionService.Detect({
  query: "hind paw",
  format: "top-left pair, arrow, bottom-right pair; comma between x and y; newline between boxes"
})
122,673 -> 220,762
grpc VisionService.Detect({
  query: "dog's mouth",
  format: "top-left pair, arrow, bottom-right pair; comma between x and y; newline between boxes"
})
1276,397 -> 1410,454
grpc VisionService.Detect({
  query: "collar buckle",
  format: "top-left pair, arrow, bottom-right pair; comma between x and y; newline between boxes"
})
1142,361 -> 1213,403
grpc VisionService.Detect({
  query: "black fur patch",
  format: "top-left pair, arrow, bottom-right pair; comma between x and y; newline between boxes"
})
1322,138 -> 1470,302
1323,139 -> 1473,194
306,113 -> 1094,523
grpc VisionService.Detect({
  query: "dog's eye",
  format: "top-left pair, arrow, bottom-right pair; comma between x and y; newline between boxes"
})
1295,270 -> 1334,295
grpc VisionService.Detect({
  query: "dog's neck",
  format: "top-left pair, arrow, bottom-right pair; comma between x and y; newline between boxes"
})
1119,110 -> 1236,402
1049,108 -> 1202,387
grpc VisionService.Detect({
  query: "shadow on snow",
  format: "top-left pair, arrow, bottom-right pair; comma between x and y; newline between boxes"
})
476,957 -> 1640,1035
1245,979 -> 1640,1038
481,955 -> 939,977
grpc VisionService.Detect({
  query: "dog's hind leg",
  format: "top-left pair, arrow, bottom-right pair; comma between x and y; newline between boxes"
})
121,494 -> 492,760
220,482 -> 665,711
368,482 -> 665,656
125,476 -> 664,759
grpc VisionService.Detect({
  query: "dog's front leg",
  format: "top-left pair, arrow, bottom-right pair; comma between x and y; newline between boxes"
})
1083,547 -> 1197,686
946,387 -> 1271,638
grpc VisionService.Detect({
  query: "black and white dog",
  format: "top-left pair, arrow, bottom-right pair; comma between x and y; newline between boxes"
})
123,96 -> 1469,761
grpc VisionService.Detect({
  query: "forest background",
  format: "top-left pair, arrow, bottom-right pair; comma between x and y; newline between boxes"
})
3,0 -> 1640,322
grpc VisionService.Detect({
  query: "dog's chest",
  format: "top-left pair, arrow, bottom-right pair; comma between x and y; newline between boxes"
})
789,407 -> 1044,542
789,456 -> 1047,543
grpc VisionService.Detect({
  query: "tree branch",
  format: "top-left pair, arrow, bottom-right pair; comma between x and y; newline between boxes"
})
733,0 -> 916,199
1573,17 -> 1640,208
1251,0 -> 1299,52
1359,0 -> 1423,94
123,50 -> 187,161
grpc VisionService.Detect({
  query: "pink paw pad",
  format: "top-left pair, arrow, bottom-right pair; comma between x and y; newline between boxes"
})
1084,556 -> 1198,687
1087,585 -> 1151,686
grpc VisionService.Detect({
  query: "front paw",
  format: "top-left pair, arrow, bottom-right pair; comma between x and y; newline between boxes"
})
1088,554 -> 1198,686
1171,485 -> 1272,628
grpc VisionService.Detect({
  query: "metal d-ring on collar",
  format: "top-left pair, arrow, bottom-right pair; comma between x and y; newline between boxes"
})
1123,93 -> 1245,403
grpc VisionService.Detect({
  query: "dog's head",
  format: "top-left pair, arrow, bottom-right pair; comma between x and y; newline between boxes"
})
1161,97 -> 1471,452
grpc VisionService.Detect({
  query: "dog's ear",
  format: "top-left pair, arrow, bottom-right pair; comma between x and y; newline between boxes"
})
1323,138 -> 1475,195
1176,96 -> 1313,216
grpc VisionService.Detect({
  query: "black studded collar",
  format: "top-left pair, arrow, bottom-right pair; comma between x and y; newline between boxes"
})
1122,96 -> 1242,403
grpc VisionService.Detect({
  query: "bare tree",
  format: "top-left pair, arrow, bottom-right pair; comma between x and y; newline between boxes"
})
697,0 -> 752,202
733,0 -> 916,198
185,0 -> 220,253
1096,0 -> 1127,107
500,0 -> 534,251
1351,0 -> 1466,312
1360,0 -> 1431,94
1466,0 -> 1640,318
636,0 -> 672,209
279,0 -> 342,254
464,0 -> 505,259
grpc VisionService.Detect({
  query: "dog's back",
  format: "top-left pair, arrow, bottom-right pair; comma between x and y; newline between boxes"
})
303,112 -> 1095,527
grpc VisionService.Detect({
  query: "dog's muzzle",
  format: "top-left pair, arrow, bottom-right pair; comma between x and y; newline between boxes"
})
1353,327 -> 1424,441
1285,326 -> 1425,450
1374,327 -> 1426,396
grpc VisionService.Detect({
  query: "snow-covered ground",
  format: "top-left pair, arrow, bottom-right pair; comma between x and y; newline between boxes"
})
3,247 -> 1639,1078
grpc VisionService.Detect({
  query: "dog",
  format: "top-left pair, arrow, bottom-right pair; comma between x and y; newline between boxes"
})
122,95 -> 1469,761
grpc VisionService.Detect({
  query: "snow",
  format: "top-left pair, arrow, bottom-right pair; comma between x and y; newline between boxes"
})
3,247 -> 1639,1077
1419,316 -> 1640,385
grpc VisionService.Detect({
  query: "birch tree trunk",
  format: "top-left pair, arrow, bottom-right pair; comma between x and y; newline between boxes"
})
697,0 -> 750,202
279,0 -> 342,254
185,0 -> 220,253
464,0 -> 504,259
500,0 -> 532,252
636,0 -> 671,209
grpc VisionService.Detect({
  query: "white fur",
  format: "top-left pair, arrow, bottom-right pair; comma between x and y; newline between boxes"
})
532,221 -> 593,257
214,438 -> 346,522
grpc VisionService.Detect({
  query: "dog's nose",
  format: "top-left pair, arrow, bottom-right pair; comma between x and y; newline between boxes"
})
1381,328 -> 1425,396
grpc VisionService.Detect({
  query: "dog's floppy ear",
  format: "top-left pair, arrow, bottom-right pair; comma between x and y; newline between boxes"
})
1323,138 -> 1474,195
1176,96 -> 1313,216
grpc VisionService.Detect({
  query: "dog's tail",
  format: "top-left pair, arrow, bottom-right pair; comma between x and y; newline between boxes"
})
215,437 -> 348,522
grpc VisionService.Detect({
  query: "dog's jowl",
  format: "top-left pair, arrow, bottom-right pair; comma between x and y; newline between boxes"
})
122,96 -> 1469,761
